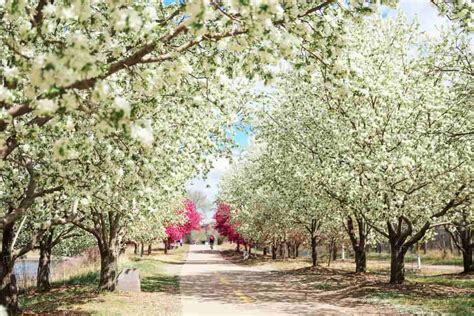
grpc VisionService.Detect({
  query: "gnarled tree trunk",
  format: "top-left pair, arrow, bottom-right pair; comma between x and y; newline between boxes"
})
345,215 -> 369,273
446,210 -> 473,273
386,217 -> 430,284
0,222 -> 20,314
74,210 -> 123,292
98,244 -> 119,291
37,232 -> 53,292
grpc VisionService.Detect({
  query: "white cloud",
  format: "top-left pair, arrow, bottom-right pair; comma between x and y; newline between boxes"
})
185,156 -> 232,222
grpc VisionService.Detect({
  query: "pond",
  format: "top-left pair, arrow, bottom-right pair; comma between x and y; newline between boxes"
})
13,260 -> 39,279
13,259 -> 57,281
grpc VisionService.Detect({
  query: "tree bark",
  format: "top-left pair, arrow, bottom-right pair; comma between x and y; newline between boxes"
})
98,245 -> 118,291
327,239 -> 334,267
140,243 -> 144,257
389,242 -> 408,284
462,247 -> 473,273
236,241 -> 240,252
447,211 -> 473,273
271,244 -> 277,260
0,221 -> 20,313
332,242 -> 337,261
386,217 -> 430,284
37,232 -> 53,292
96,215 -> 121,291
345,216 -> 368,273
295,243 -> 300,258
310,236 -> 317,267
134,243 -> 138,255
263,247 -> 267,256
148,243 -> 152,255
354,247 -> 367,273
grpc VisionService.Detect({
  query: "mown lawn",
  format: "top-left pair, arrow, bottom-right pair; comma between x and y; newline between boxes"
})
20,244 -> 188,315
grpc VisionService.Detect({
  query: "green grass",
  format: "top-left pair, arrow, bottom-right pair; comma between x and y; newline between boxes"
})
311,282 -> 340,290
369,291 -> 474,315
124,256 -> 180,293
367,252 -> 463,266
20,244 -> 189,315
408,275 -> 474,289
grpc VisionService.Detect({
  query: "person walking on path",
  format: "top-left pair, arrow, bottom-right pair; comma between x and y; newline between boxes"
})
209,235 -> 215,249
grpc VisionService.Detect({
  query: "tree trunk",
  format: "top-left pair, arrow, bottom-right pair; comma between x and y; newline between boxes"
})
295,243 -> 300,258
327,240 -> 333,267
148,243 -> 152,255
0,222 -> 20,313
450,215 -> 474,273
354,247 -> 367,273
96,223 -> 121,292
458,226 -> 473,273
98,244 -> 119,291
332,242 -> 337,261
134,243 -> 138,255
263,247 -> 267,256
389,242 -> 407,284
236,241 -> 240,252
346,216 -> 368,273
271,244 -> 277,260
140,243 -> 144,256
37,232 -> 54,292
386,217 -> 430,284
311,236 -> 317,267
462,247 -> 473,273
376,242 -> 382,254
163,240 -> 168,254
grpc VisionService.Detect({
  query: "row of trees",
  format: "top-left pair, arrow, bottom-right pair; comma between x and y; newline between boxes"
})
218,15 -> 472,284
0,0 -> 470,312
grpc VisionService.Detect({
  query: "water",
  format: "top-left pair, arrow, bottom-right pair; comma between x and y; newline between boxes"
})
13,259 -> 39,279
13,259 -> 58,279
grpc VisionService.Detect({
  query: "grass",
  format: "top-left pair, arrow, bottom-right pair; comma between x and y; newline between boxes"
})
369,290 -> 474,315
367,251 -> 463,266
20,244 -> 189,315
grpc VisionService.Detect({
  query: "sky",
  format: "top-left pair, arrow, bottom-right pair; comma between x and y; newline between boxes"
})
185,0 -> 452,221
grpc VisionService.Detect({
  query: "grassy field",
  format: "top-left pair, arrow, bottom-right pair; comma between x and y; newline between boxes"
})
20,244 -> 189,315
367,251 -> 463,266
220,244 -> 473,315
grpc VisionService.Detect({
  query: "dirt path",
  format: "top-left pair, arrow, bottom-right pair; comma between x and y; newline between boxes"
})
179,245 -> 397,315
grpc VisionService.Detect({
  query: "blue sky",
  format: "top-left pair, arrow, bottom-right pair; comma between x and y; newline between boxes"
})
186,0 -> 451,219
